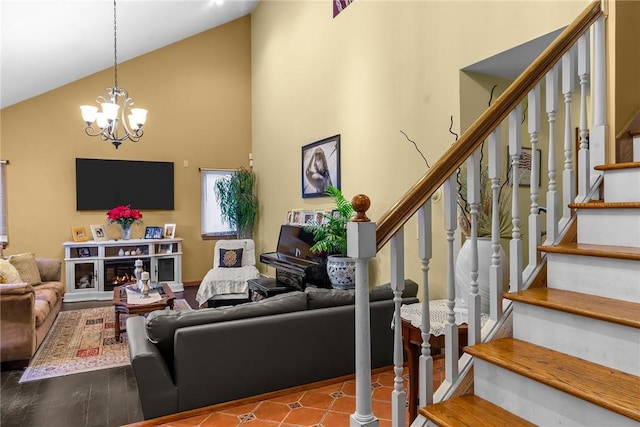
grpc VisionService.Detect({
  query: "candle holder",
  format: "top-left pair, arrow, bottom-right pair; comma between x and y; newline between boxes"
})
141,271 -> 150,298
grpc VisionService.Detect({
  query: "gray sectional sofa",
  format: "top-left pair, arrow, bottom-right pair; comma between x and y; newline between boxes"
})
127,281 -> 419,419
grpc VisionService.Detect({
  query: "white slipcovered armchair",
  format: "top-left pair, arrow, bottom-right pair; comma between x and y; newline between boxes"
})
196,239 -> 260,308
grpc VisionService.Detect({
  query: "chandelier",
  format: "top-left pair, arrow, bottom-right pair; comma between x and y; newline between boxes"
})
80,0 -> 147,149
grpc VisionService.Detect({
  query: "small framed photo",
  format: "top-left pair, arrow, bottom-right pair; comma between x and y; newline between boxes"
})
163,223 -> 176,239
158,244 -> 173,254
72,226 -> 88,242
286,210 -> 293,224
144,226 -> 163,239
78,247 -> 91,258
302,211 -> 315,225
290,210 -> 303,225
90,224 -> 107,241
302,134 -> 341,198
314,210 -> 325,224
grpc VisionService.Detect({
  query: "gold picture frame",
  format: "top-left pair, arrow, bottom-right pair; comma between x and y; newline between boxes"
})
72,226 -> 88,242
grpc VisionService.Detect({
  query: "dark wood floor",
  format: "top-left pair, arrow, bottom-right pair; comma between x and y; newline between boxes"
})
0,286 -> 200,427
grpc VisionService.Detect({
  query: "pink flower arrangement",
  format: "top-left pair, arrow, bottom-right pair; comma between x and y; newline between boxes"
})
107,205 -> 142,228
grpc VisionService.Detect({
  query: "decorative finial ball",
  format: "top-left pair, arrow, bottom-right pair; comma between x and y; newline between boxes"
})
352,194 -> 370,213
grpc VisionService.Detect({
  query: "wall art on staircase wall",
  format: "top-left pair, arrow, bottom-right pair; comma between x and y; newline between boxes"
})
302,134 -> 341,198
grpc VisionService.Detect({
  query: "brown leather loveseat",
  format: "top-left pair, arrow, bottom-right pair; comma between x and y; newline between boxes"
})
0,256 -> 65,365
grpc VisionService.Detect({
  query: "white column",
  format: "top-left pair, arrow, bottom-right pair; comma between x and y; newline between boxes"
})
526,85 -> 541,276
577,31 -> 591,201
488,129 -> 504,321
545,65 -> 560,245
347,198 -> 378,427
443,175 -> 459,382
509,106 -> 523,292
466,149 -> 481,345
417,201 -> 433,406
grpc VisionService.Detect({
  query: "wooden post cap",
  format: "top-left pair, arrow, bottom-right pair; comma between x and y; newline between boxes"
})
351,194 -> 371,222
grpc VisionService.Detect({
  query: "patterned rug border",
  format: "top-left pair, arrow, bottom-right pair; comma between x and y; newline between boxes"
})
19,299 -> 191,383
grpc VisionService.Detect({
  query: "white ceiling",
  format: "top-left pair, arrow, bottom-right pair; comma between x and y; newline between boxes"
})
0,0 -> 258,109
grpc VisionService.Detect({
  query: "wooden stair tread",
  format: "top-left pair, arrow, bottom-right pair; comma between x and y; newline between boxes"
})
465,338 -> 640,421
504,287 -> 640,329
420,394 -> 535,427
538,242 -> 640,261
568,201 -> 640,209
594,161 -> 640,171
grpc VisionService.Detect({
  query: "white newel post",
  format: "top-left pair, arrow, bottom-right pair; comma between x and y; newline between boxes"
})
347,195 -> 378,427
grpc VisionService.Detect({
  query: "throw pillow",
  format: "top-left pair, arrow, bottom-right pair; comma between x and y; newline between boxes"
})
9,253 -> 42,286
219,248 -> 243,268
0,259 -> 23,284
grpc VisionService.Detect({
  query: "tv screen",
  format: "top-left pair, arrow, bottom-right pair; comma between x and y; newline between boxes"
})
76,158 -> 174,210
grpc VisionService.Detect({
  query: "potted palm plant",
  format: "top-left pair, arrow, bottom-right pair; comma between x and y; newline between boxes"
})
304,185 -> 356,289
214,167 -> 258,239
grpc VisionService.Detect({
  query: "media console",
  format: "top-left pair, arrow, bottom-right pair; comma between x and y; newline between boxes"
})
62,238 -> 183,302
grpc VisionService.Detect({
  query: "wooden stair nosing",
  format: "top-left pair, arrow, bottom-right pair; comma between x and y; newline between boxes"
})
568,201 -> 640,209
594,162 -> 640,171
538,242 -> 640,261
504,287 -> 640,329
420,394 -> 536,427
465,338 -> 640,422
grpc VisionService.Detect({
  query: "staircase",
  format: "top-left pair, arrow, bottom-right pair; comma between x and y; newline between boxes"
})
421,162 -> 640,426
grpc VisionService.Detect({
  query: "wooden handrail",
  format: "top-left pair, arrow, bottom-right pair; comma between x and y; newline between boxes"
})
375,1 -> 602,251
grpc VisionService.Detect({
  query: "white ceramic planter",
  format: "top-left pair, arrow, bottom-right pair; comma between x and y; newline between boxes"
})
326,255 -> 356,289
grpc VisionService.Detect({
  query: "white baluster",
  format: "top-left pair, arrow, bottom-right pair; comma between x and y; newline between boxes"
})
488,128 -> 504,321
466,150 -> 481,345
390,228 -> 405,427
346,198 -> 378,427
591,16 -> 606,176
545,65 -> 560,244
509,106 -> 523,292
561,47 -> 576,227
526,85 -> 541,275
578,31 -> 591,201
443,175 -> 459,383
417,201 -> 433,406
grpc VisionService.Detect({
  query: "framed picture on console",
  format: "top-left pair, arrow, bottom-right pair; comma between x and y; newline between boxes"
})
163,223 -> 176,239
90,224 -> 107,241
72,226 -> 88,242
301,134 -> 340,198
144,226 -> 163,239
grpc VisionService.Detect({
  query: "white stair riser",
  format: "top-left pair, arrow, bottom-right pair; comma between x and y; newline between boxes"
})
602,168 -> 640,202
513,302 -> 640,376
474,359 -> 637,426
577,209 -> 640,247
547,253 -> 640,303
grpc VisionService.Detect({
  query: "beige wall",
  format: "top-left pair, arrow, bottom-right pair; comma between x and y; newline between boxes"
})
0,16 -> 252,283
251,0 -> 588,299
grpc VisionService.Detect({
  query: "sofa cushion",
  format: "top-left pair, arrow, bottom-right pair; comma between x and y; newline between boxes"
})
35,281 -> 66,300
36,258 -> 62,283
305,280 -> 419,310
146,291 -> 308,363
0,259 -> 22,284
33,298 -> 52,327
9,253 -> 42,286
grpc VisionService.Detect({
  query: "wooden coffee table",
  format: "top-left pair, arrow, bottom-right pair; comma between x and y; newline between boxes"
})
112,283 -> 176,342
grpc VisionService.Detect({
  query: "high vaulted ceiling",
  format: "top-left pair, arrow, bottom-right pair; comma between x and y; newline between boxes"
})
0,0 -> 258,109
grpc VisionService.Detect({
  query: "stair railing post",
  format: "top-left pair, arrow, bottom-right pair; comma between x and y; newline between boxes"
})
418,201 -> 433,406
526,84 -> 542,277
577,31 -> 591,201
466,149 -> 481,345
591,15 -> 606,177
545,64 -> 560,245
561,46 -> 577,229
443,175 -> 459,382
509,105 -> 523,292
390,227 -> 406,427
347,195 -> 379,427
488,128 -> 504,321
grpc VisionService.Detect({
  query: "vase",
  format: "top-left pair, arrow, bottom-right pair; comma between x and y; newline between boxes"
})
120,224 -> 132,240
326,255 -> 356,290
454,237 -> 509,314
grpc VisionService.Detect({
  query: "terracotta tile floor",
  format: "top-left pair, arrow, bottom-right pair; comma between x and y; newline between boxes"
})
145,359 -> 445,427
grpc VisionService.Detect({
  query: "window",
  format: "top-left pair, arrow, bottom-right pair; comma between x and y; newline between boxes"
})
201,169 -> 235,238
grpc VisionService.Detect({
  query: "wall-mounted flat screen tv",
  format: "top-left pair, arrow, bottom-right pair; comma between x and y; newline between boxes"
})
76,158 -> 174,210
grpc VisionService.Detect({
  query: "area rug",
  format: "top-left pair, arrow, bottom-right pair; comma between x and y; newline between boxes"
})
19,299 -> 192,383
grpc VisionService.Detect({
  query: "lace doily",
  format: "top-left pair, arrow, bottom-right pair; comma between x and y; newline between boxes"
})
400,299 -> 490,337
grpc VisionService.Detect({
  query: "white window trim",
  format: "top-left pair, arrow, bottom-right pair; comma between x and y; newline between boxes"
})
200,168 -> 236,238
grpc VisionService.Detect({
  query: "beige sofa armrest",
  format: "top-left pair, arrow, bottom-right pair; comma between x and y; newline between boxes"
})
0,283 -> 36,362
36,258 -> 61,282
